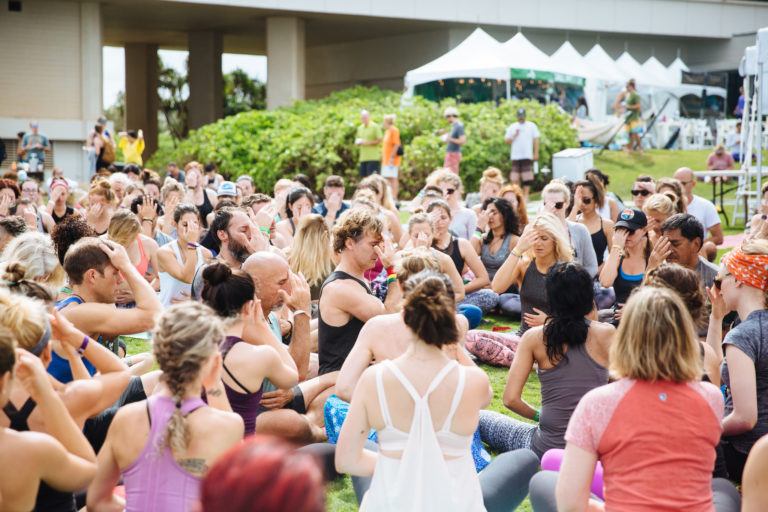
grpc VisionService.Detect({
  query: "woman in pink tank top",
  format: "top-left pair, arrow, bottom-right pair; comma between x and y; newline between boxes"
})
530,287 -> 741,512
87,302 -> 244,512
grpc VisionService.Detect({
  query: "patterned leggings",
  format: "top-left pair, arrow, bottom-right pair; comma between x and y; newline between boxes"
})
479,410 -> 537,454
461,289 -> 499,313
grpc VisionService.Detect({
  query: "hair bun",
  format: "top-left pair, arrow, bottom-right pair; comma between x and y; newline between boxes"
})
2,262 -> 27,286
202,263 -> 232,287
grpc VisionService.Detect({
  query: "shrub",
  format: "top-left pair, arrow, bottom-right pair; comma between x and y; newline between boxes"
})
147,86 -> 577,196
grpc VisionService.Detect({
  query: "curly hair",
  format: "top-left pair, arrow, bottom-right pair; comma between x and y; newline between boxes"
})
50,216 -> 97,265
481,197 -> 520,244
332,208 -> 383,254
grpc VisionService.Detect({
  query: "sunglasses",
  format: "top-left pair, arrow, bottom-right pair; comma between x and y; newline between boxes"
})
444,188 -> 456,195
631,189 -> 651,197
552,201 -> 565,210
445,115 -> 456,119
582,197 -> 593,205
713,272 -> 732,290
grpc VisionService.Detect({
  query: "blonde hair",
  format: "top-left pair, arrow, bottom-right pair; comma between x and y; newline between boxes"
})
161,178 -> 185,202
527,213 -> 574,262
89,178 -> 115,203
0,288 -> 46,352
643,193 -> 676,217
383,113 -> 396,122
153,302 -> 223,457
395,247 -> 441,286
611,286 -> 701,382
432,169 -> 463,193
289,214 -> 334,290
107,210 -> 141,248
542,181 -> 572,204
0,232 -> 65,289
480,167 -> 505,187
360,174 -> 397,212
656,178 -> 686,213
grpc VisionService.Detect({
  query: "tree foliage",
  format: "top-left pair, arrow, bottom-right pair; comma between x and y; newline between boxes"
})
148,86 -> 578,195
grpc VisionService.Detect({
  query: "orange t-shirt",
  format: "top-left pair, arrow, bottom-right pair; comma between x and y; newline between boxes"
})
382,126 -> 402,167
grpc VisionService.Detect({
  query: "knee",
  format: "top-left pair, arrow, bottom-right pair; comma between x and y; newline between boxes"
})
458,303 -> 483,329
702,241 -> 717,262
528,471 -> 560,512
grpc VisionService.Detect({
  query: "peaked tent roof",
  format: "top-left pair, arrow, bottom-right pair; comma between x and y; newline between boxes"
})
550,41 -> 597,79
615,52 -> 645,81
498,32 -> 557,73
404,28 -> 508,89
642,56 -> 677,86
583,44 -> 627,83
667,57 -> 689,84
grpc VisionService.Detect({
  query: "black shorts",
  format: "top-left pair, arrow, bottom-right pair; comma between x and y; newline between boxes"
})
359,161 -> 380,177
83,375 -> 147,453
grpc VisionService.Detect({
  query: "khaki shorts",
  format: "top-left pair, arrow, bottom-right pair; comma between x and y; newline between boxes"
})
510,159 -> 534,184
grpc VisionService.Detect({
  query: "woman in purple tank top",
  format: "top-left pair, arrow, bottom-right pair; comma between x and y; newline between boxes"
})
200,263 -> 299,435
87,302 -> 244,512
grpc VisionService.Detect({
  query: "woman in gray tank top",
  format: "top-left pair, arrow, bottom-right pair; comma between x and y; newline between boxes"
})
479,262 -> 615,458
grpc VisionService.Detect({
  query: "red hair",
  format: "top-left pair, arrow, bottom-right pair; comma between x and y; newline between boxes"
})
200,435 -> 325,512
0,179 -> 20,199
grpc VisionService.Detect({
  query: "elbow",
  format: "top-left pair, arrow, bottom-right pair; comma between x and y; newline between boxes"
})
336,382 -> 353,403
733,412 -> 758,433
713,234 -> 724,245
502,395 -> 520,411
490,275 -> 507,294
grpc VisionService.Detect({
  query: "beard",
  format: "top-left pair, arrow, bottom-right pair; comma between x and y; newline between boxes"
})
227,237 -> 252,264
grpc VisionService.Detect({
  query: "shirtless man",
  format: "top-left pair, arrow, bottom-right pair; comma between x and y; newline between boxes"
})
243,252 -> 331,443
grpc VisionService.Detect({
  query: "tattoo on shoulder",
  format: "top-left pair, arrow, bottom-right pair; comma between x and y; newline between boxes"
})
206,387 -> 222,397
178,458 -> 208,475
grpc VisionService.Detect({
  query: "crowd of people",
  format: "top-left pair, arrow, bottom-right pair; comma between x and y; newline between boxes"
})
0,126 -> 766,512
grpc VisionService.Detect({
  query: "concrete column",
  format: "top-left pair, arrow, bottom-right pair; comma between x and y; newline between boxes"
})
80,2 -> 102,125
124,43 -> 159,157
188,31 -> 223,129
267,17 -> 305,109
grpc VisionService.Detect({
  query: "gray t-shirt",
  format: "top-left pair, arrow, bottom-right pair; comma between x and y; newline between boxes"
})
721,309 -> 768,453
567,221 -> 598,278
446,122 -> 465,153
450,207 -> 477,240
696,256 -> 719,290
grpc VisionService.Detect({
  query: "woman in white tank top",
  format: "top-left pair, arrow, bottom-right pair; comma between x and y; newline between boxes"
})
157,204 -> 212,307
336,272 -> 492,512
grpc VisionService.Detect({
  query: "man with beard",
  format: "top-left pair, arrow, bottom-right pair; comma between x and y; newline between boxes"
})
191,207 -> 266,299
660,213 -> 719,289
243,251 -> 333,444
55,238 -> 160,381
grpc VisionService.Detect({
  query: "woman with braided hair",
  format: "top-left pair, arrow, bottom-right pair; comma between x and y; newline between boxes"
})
87,302 -> 244,512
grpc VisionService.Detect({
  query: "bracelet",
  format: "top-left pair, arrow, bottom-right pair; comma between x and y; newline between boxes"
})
385,266 -> 395,276
533,410 -> 540,422
141,218 -> 154,224
292,309 -> 309,318
474,231 -> 484,240
611,245 -> 625,256
77,336 -> 89,355
259,226 -> 271,235
511,249 -> 523,258
386,274 -> 397,285
187,242 -> 199,249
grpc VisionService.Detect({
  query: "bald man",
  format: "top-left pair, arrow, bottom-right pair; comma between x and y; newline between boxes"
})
673,167 -> 723,261
243,252 -> 334,444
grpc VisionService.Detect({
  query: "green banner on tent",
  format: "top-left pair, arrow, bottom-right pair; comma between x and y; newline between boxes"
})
509,68 -> 584,86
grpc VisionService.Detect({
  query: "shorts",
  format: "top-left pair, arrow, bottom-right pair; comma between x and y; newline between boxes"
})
83,375 -> 147,453
359,161 -> 380,177
510,159 -> 534,184
259,380 -> 307,414
381,165 -> 398,178
625,119 -> 644,135
443,151 -> 462,173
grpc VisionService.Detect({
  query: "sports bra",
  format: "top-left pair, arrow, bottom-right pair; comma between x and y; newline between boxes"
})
376,360 -> 471,458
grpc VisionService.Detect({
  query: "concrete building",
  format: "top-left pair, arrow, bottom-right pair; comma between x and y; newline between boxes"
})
2,0 -> 768,184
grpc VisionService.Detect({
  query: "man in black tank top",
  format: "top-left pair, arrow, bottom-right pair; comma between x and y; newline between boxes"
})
318,209 -> 402,376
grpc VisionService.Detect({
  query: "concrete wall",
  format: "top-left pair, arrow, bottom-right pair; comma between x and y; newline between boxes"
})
306,29 -> 450,98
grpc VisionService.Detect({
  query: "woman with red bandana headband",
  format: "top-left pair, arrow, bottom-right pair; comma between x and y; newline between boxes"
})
708,240 -> 768,483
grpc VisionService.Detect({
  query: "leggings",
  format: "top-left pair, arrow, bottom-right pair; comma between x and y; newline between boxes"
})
498,293 -> 522,317
528,471 -> 742,512
461,289 -> 499,314
479,409 -> 537,454
458,303 -> 483,329
352,443 -> 540,512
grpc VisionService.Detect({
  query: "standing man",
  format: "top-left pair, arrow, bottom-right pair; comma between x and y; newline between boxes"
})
166,162 -> 185,183
381,114 -> 402,200
441,107 -> 466,174
313,175 -> 349,226
355,110 -> 383,178
21,121 -> 50,172
614,79 -> 643,153
504,107 -> 540,199
673,167 -> 723,262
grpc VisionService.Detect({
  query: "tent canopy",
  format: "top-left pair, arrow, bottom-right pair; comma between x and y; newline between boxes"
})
404,28 -> 508,89
642,56 -> 677,87
550,41 -> 599,79
583,45 -> 628,84
500,33 -> 584,84
667,57 -> 690,85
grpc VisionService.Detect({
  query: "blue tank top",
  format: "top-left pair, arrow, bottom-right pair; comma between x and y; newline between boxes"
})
48,296 -> 96,383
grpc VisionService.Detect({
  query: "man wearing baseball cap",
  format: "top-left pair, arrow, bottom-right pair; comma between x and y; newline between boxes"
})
442,106 -> 466,174
504,108 -> 540,199
217,181 -> 239,203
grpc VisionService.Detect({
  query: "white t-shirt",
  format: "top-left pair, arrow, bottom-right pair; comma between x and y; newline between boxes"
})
687,195 -> 720,230
505,121 -> 540,161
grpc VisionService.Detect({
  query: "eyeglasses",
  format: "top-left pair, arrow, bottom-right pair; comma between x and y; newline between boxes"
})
445,115 -> 456,119
444,188 -> 456,195
582,197 -> 593,205
631,189 -> 651,197
679,180 -> 693,186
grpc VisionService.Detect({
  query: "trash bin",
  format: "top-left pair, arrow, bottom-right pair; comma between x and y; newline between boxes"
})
552,148 -> 594,182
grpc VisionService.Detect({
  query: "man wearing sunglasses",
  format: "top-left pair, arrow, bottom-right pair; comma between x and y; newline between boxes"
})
541,181 -> 598,278
630,175 -> 655,208
441,107 -> 466,174
674,167 -> 723,262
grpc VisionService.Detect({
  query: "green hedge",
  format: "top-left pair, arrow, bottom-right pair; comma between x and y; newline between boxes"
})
147,86 -> 578,196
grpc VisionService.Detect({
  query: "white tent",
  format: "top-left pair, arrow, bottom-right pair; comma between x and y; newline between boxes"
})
550,41 -> 599,79
616,52 -> 652,85
583,45 -> 627,84
498,32 -> 558,73
403,28 -> 508,95
667,57 -> 689,85
642,56 -> 677,87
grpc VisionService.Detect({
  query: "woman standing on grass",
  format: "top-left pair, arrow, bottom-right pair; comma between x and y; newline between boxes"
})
479,263 -> 614,458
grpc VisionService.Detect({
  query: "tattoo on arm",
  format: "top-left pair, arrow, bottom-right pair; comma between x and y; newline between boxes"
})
178,458 -> 209,475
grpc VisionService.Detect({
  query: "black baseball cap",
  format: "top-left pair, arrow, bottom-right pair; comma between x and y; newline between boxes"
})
614,208 -> 647,232
517,108 -> 526,117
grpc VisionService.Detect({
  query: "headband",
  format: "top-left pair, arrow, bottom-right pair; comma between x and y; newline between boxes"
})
28,320 -> 51,357
722,248 -> 768,291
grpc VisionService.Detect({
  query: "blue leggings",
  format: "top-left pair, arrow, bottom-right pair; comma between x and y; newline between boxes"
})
458,303 -> 483,329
